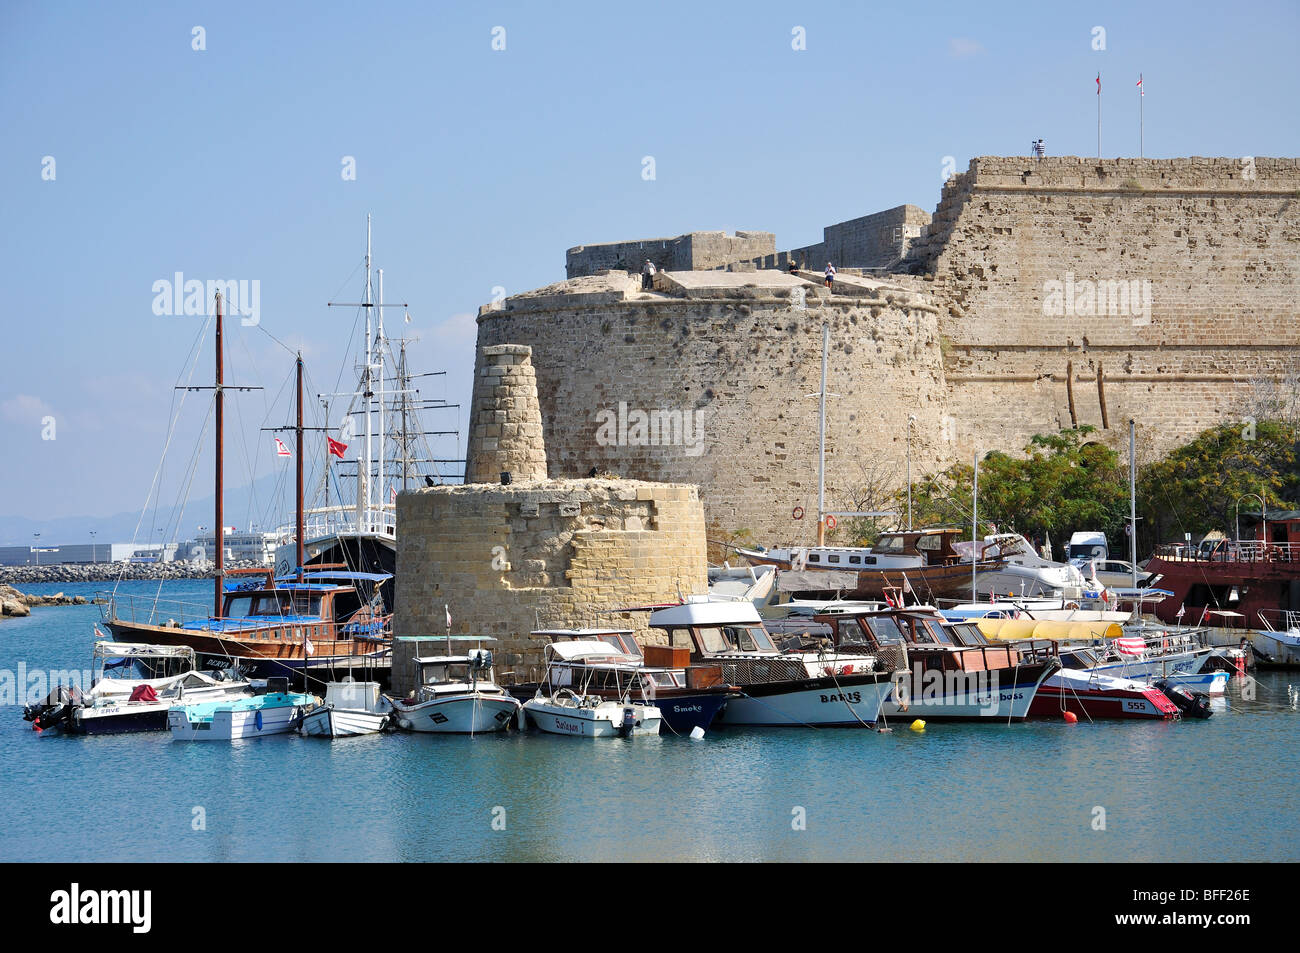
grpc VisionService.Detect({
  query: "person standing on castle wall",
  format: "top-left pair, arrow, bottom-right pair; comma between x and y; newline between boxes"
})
824,262 -> 836,288
787,257 -> 799,275
642,259 -> 656,290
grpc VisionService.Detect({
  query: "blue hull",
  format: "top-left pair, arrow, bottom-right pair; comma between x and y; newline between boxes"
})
78,709 -> 170,735
655,693 -> 731,736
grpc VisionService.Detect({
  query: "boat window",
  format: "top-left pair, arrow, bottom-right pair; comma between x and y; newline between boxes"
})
223,596 -> 254,619
946,623 -> 989,646
667,628 -> 694,652
918,620 -> 953,644
697,624 -> 774,653
809,553 -> 820,562
877,536 -> 905,553
827,554 -> 841,564
864,556 -> 876,565
916,534 -> 941,552
849,555 -> 861,565
865,616 -> 906,644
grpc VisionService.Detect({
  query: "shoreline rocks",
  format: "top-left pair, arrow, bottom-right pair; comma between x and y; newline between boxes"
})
0,559 -> 266,588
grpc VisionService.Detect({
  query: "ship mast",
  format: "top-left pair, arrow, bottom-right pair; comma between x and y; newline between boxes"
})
214,293 -> 225,616
296,352 -> 305,584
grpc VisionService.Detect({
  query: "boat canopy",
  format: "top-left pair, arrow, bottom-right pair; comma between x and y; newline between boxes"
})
93,641 -> 196,660
977,618 -> 1124,643
545,640 -> 626,660
649,600 -> 763,628
276,571 -> 393,583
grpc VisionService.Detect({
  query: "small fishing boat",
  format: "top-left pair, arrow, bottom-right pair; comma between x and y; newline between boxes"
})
168,678 -> 317,741
387,637 -> 521,734
510,628 -> 736,736
300,681 -> 390,737
647,600 -> 902,728
1030,666 -> 1180,720
523,642 -> 662,737
23,642 -> 251,735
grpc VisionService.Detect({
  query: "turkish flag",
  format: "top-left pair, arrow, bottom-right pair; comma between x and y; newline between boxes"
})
327,437 -> 348,458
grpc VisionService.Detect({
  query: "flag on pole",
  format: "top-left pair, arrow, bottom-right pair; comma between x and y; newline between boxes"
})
274,437 -> 291,458
1096,73 -> 1101,94
1136,74 -> 1143,96
390,485 -> 398,503
1114,635 -> 1145,656
445,604 -> 452,630
304,635 -> 315,656
327,436 -> 348,458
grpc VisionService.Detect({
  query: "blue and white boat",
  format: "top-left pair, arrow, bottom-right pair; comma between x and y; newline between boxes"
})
169,679 -> 318,741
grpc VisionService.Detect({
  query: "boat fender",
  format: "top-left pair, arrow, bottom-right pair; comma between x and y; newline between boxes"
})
1063,711 -> 1078,724
909,719 -> 926,732
255,710 -> 263,732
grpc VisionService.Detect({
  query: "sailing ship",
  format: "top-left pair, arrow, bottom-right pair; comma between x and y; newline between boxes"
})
271,217 -> 462,612
100,298 -> 392,682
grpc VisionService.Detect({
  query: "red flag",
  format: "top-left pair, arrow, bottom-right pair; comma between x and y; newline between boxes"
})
1136,74 -> 1143,96
273,437 -> 291,458
1096,73 -> 1101,95
327,437 -> 348,458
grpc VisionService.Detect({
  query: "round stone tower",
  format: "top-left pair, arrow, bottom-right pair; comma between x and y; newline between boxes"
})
464,344 -> 547,484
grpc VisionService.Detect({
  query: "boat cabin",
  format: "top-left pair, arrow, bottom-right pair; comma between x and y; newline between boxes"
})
871,528 -> 968,567
647,600 -> 778,663
812,607 -> 1032,674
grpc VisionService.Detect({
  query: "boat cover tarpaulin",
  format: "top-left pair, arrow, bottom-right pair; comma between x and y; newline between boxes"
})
776,570 -> 860,592
128,684 -> 159,702
977,618 -> 1124,643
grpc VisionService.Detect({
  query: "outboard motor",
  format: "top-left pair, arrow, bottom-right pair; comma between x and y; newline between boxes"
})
23,684 -> 82,733
618,706 -> 637,738
1153,679 -> 1212,719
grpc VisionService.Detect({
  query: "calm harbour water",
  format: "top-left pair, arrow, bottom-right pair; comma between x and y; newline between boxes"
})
1,579 -> 1297,862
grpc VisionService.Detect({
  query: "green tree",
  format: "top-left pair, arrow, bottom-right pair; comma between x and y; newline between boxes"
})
1137,420 -> 1299,550
904,427 -> 1129,552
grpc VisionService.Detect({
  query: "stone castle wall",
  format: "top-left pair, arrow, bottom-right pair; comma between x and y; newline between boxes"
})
473,155 -> 1299,545
790,204 -> 932,271
475,272 -> 948,546
464,344 -> 548,484
392,480 -> 708,693
914,156 -> 1300,457
566,230 -> 775,278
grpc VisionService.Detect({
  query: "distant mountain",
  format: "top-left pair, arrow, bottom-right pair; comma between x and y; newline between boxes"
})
0,474 -> 292,546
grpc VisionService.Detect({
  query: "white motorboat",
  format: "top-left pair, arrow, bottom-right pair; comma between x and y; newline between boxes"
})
23,641 -> 252,735
300,680 -> 390,737
388,638 -> 521,734
168,678 -> 317,741
523,642 -> 662,737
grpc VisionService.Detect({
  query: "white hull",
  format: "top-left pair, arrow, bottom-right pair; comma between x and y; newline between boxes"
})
719,680 -> 893,727
881,684 -> 1038,721
1156,670 -> 1230,695
391,693 -> 520,734
300,704 -> 388,737
1093,650 -> 1211,680
524,699 -> 661,737
169,701 -> 308,741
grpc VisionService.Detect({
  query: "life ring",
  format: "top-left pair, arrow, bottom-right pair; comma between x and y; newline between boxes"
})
792,506 -> 804,521
1065,601 -> 1080,610
825,515 -> 838,530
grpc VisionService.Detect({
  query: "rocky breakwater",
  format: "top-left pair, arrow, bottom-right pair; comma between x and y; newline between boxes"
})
0,583 -> 93,617
0,559 -> 266,588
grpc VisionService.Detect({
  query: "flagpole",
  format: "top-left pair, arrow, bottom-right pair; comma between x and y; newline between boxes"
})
1097,72 -> 1102,158
1139,73 -> 1144,158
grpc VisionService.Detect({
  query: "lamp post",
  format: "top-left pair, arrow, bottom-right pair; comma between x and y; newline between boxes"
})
90,530 -> 97,564
1234,493 -> 1267,551
33,533 -> 40,566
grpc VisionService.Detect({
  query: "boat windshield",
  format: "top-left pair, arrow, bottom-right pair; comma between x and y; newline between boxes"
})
697,624 -> 774,654
1061,648 -> 1100,669
945,622 -> 990,646
225,590 -> 324,619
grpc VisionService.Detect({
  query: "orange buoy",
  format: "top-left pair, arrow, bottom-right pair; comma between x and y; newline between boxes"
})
1063,711 -> 1079,724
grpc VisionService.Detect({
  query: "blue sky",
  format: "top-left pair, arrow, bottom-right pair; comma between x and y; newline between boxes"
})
2,0 -> 1297,542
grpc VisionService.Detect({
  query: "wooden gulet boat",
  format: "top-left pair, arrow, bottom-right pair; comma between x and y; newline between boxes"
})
100,295 -> 392,683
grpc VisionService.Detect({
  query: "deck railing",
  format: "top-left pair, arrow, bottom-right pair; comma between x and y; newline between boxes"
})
97,591 -> 216,628
1152,541 -> 1300,564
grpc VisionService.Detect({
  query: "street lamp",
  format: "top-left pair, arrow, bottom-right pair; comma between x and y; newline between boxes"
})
90,530 -> 97,564
33,532 -> 40,566
1234,493 -> 1267,552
